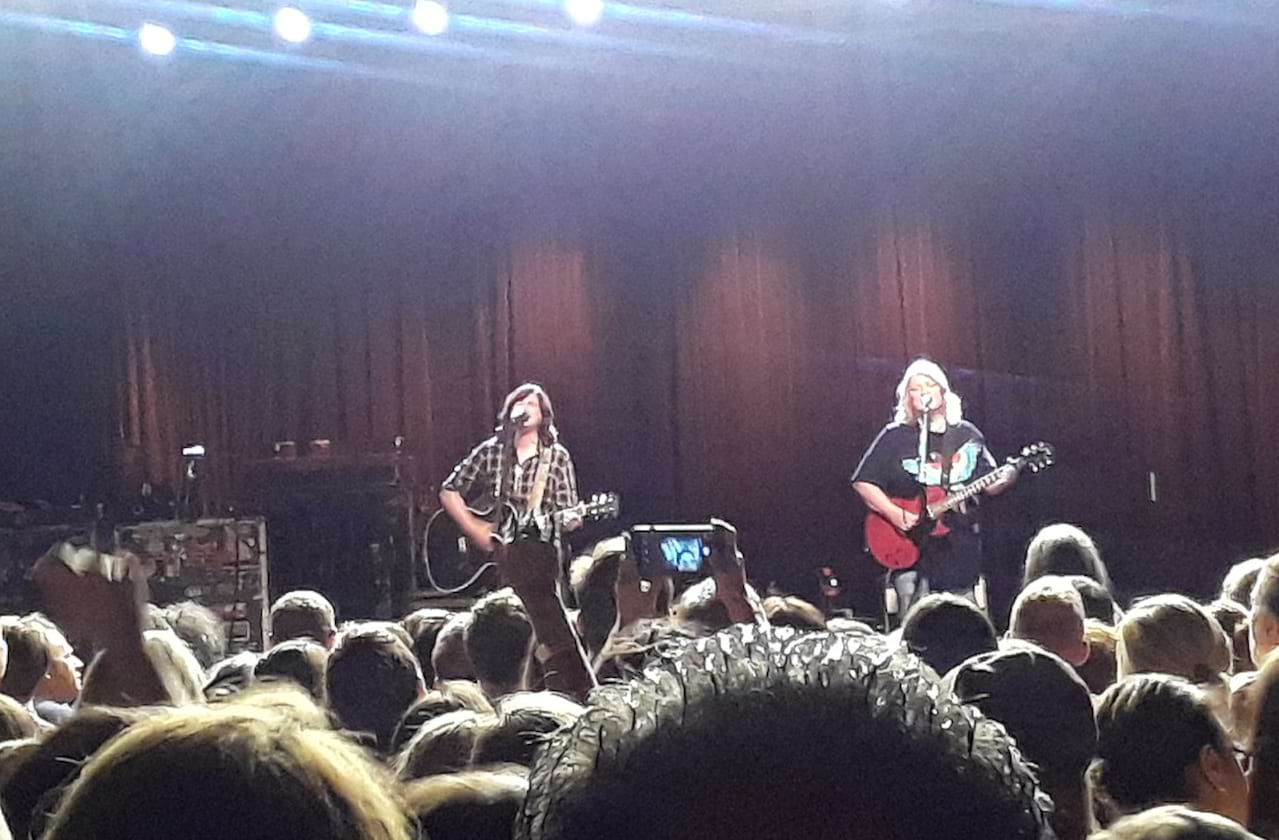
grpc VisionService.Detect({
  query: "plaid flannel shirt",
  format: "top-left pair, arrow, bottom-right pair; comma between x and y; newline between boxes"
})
442,436 -> 579,532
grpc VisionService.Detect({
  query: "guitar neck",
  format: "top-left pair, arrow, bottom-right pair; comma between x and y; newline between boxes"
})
926,464 -> 1015,518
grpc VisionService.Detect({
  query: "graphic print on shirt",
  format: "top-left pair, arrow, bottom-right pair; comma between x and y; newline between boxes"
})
901,440 -> 985,487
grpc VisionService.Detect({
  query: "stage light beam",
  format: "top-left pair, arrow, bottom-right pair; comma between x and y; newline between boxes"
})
564,0 -> 604,27
274,6 -> 312,43
411,0 -> 449,35
138,22 -> 176,55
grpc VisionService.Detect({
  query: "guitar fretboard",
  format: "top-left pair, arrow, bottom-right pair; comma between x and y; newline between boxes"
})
926,464 -> 1015,518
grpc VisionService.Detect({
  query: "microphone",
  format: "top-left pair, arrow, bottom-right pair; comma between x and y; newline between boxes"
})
510,405 -> 530,426
919,394 -> 936,411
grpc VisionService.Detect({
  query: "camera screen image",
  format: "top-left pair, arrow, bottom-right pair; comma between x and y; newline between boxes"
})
659,536 -> 709,573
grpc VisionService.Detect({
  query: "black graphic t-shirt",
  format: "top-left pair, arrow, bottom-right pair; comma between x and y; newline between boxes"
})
851,420 -> 997,588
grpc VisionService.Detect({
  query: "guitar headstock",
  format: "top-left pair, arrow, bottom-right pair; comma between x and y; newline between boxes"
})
580,492 -> 620,522
1013,441 -> 1055,473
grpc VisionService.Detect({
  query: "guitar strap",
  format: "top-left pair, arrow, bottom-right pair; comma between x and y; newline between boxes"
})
527,445 -> 554,528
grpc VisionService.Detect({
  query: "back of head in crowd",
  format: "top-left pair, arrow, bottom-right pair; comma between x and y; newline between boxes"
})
900,593 -> 998,677
0,696 -> 36,743
1092,804 -> 1263,840
1118,595 -> 1231,689
671,577 -> 762,635
163,601 -> 227,670
140,628 -> 207,705
269,590 -> 337,649
392,680 -> 494,753
569,537 -> 624,660
517,626 -> 1052,840
1066,574 -> 1123,623
1223,556 -> 1270,609
761,595 -> 826,631
433,612 -> 477,683
946,645 -> 1097,840
1024,522 -> 1114,594
1009,575 -> 1090,666
1245,651 -> 1279,838
255,638 -> 329,701
404,765 -> 528,840
1,706 -> 148,840
402,607 -> 452,686
42,702 -> 411,840
1093,673 -> 1248,826
1209,599 -> 1253,675
465,589 -> 534,700
326,624 -> 425,752
1250,557 -> 1279,665
396,709 -> 500,780
471,691 -> 585,768
0,622 -> 49,704
1077,619 -> 1120,695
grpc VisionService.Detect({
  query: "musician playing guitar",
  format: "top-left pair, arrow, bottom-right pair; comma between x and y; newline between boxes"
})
852,359 -> 1014,618
439,382 -> 582,562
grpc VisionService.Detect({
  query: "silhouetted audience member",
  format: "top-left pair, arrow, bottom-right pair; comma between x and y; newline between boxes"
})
900,593 -> 998,677
268,590 -> 338,649
326,625 -> 425,753
1024,523 -> 1114,595
433,612 -> 477,684
392,680 -> 494,753
1250,558 -> 1279,666
1245,652 -> 1279,838
1093,674 -> 1248,826
0,623 -> 48,704
1117,595 -> 1232,727
1077,619 -> 1120,695
1223,557 -> 1270,610
1208,599 -> 1253,675
402,608 -> 453,686
403,765 -> 528,840
517,627 -> 1053,840
1067,574 -> 1124,623
396,710 -> 500,780
1092,804 -> 1261,840
0,696 -> 36,743
1009,576 -> 1091,666
947,645 -> 1098,840
163,601 -> 227,670
466,589 -> 534,700
254,638 -> 329,701
760,595 -> 827,631
0,706 -> 147,840
471,691 -> 584,768
42,702 -> 412,840
203,651 -> 260,700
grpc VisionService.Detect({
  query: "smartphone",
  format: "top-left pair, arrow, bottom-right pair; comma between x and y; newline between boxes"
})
630,524 -> 716,576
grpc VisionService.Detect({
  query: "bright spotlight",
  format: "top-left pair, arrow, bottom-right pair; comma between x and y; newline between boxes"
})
138,22 -> 176,56
411,0 -> 449,35
564,0 -> 604,26
274,6 -> 312,43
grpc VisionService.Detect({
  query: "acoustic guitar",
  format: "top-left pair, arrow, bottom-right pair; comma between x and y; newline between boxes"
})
423,492 -> 620,592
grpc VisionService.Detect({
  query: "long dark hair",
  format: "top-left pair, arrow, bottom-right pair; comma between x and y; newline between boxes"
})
495,383 -> 558,446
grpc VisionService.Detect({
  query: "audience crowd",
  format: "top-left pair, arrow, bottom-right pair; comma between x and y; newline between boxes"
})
1,520 -> 1278,840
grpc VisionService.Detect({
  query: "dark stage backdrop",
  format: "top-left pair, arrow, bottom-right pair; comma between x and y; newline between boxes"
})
4,8 -> 1279,618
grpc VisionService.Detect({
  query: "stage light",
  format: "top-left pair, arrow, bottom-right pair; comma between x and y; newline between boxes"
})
564,0 -> 604,27
411,0 -> 449,35
138,22 -> 176,56
274,6 -> 312,43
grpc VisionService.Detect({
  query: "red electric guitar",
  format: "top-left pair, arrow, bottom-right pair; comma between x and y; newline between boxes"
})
865,442 -> 1055,570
